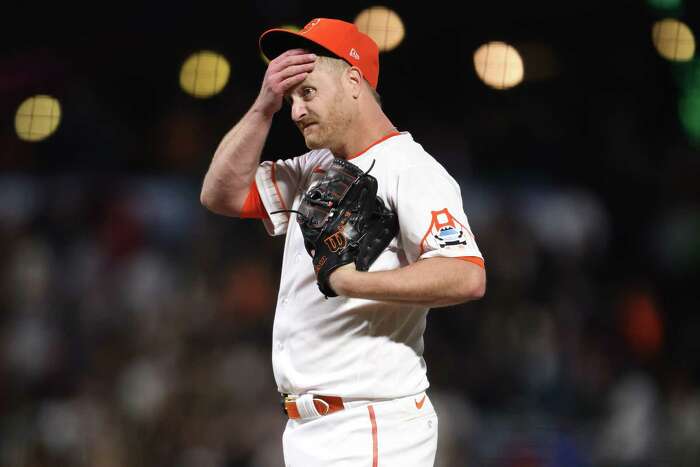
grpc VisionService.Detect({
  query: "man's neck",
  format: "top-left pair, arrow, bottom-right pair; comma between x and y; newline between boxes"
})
334,114 -> 397,159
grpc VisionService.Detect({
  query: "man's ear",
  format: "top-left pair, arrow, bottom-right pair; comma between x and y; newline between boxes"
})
346,66 -> 363,99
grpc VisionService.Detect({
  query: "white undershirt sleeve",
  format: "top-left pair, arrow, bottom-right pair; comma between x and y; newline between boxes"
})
256,156 -> 304,236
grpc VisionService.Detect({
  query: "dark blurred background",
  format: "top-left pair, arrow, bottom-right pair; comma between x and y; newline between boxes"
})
1,1 -> 699,466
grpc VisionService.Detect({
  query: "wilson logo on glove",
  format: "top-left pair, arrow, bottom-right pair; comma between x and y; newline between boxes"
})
324,229 -> 347,253
272,158 -> 398,298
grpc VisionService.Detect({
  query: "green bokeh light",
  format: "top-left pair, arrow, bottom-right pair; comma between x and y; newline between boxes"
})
646,0 -> 683,12
672,59 -> 700,88
677,59 -> 700,146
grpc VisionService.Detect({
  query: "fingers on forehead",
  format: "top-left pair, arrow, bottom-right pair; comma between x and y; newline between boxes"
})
274,50 -> 315,67
280,48 -> 309,57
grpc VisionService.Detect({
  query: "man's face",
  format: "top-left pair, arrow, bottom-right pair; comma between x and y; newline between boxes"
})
286,65 -> 353,151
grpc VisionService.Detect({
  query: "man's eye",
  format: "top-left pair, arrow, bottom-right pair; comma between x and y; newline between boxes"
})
302,88 -> 315,98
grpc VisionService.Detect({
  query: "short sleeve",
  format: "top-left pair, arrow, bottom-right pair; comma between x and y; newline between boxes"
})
396,164 -> 484,266
256,156 -> 304,236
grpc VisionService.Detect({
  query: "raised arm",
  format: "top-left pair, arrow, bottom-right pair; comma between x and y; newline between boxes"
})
200,49 -> 316,216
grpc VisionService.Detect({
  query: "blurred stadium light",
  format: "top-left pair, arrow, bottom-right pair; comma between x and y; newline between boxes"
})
652,18 -> 695,62
675,58 -> 700,146
646,0 -> 683,12
473,41 -> 524,89
354,6 -> 405,52
179,51 -> 230,98
14,95 -> 61,142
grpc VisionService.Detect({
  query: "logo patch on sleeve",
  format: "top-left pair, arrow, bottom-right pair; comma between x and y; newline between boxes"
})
419,208 -> 473,256
430,208 -> 467,248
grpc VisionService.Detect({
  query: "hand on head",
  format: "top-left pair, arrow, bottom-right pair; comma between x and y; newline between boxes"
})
255,49 -> 317,118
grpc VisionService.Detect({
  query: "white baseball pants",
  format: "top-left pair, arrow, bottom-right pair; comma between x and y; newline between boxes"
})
282,392 -> 438,467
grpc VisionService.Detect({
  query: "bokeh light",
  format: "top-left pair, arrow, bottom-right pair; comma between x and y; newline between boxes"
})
179,51 -> 230,98
354,6 -> 405,52
646,0 -> 683,12
679,80 -> 700,145
15,95 -> 62,142
652,19 -> 695,62
619,291 -> 664,358
473,41 -> 524,89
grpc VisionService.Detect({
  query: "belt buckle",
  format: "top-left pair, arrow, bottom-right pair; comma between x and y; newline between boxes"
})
280,393 -> 296,415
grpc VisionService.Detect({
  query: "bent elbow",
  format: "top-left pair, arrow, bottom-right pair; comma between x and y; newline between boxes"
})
457,269 -> 486,303
200,189 -> 219,212
200,189 -> 212,209
200,189 -> 241,217
470,276 -> 486,300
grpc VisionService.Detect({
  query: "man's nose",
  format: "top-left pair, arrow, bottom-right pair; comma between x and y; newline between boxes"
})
291,100 -> 307,123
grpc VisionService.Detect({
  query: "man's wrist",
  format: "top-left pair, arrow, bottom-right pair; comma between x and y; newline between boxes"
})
329,264 -> 358,296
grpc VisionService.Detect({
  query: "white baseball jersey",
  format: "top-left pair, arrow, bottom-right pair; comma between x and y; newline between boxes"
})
252,131 -> 484,399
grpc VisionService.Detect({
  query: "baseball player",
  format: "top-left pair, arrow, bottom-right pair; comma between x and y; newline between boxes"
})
201,17 -> 486,467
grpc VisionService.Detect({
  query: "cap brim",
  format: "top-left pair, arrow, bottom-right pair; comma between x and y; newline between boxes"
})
259,29 -> 340,62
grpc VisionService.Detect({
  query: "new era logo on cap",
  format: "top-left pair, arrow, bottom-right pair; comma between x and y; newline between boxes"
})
349,48 -> 360,60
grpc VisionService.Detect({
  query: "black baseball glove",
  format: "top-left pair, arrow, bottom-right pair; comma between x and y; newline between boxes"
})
276,158 -> 398,297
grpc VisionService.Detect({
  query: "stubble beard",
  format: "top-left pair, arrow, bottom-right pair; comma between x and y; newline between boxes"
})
304,88 -> 352,153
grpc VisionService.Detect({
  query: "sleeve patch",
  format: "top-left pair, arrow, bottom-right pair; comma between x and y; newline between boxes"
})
420,208 -> 470,255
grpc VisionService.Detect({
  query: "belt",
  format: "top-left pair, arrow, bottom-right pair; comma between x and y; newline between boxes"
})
281,393 -> 345,419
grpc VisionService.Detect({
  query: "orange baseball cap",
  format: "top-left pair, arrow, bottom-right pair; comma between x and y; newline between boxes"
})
259,18 -> 380,89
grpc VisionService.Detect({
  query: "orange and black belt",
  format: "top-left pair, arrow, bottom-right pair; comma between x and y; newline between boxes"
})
281,393 -> 345,419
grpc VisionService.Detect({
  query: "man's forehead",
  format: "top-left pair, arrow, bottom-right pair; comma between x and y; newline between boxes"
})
284,78 -> 309,100
285,68 -> 325,98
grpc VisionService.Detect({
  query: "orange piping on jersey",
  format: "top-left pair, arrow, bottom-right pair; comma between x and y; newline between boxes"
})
368,405 -> 379,467
240,180 -> 269,219
458,256 -> 485,268
270,163 -> 289,217
419,225 -> 433,257
347,131 -> 401,160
